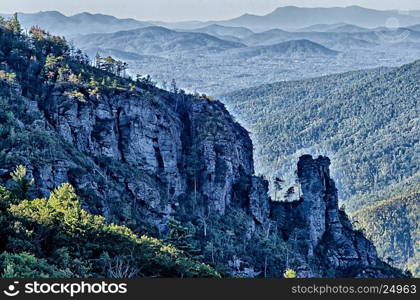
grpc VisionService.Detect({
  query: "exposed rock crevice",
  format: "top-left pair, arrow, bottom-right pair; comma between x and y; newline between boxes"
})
2,79 -> 402,277
276,155 -> 395,277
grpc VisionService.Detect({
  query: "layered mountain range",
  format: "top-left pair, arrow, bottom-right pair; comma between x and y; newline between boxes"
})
3,7 -> 420,97
4,6 -> 420,35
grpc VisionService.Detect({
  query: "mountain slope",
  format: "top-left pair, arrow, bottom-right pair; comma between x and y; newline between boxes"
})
352,193 -> 420,277
0,20 -> 402,278
243,27 -> 420,47
407,24 -> 420,32
222,62 -> 420,274
321,37 -> 378,50
222,62 -> 420,212
217,6 -> 420,31
0,11 -> 151,36
74,26 -> 246,56
189,24 -> 254,39
297,23 -> 370,33
226,40 -> 338,59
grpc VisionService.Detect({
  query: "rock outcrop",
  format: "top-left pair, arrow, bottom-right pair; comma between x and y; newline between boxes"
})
280,155 -> 386,277
0,26 -> 403,276
1,78 -> 260,233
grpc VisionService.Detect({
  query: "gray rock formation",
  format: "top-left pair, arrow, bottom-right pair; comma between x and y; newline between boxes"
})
0,23 -> 406,278
267,155 -> 401,277
0,72 -> 402,278
4,82 -> 257,234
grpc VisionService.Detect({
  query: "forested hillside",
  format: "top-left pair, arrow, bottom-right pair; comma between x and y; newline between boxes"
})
222,63 -> 419,212
352,193 -> 419,277
0,174 -> 218,278
74,26 -> 246,56
0,15 -> 403,278
0,15 -> 219,278
222,61 -> 419,276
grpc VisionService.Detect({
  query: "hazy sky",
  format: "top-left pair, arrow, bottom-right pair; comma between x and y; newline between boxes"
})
2,0 -> 420,21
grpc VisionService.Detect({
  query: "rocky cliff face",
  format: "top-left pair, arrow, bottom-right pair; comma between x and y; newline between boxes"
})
285,155 -> 385,277
2,77 -> 401,277
4,82 -> 256,234
0,27 -> 402,276
267,155 -> 392,277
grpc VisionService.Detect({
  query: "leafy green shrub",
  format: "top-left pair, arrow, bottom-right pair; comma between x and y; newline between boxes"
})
283,269 -> 297,278
0,252 -> 71,278
6,183 -> 219,278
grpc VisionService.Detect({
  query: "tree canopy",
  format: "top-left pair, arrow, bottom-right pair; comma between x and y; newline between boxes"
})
0,167 -> 219,278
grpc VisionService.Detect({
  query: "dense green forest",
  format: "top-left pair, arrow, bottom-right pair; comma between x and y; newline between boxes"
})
0,15 -> 294,278
0,14 -> 220,278
352,193 -> 419,277
222,63 -> 419,212
222,59 -> 419,276
0,14 -> 409,279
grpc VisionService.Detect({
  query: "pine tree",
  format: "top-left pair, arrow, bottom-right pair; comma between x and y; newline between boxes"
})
171,79 -> 178,94
8,13 -> 22,34
9,165 -> 33,201
273,177 -> 284,201
95,53 -> 102,68
165,220 -> 201,258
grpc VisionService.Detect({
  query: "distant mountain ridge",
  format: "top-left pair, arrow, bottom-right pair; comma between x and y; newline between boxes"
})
296,23 -> 370,33
3,6 -> 420,37
225,39 -> 338,59
74,26 -> 246,56
242,27 -> 420,48
215,6 -> 420,31
189,24 -> 254,39
407,24 -> 420,32
0,11 -> 151,36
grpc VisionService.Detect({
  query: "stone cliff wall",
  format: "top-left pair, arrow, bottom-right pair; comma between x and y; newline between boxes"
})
5,83 -> 259,233
0,24 -> 405,277
285,155 -> 385,277
0,78 -> 401,277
